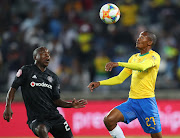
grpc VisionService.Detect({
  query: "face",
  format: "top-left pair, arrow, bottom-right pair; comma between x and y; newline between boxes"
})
136,32 -> 151,50
36,47 -> 50,67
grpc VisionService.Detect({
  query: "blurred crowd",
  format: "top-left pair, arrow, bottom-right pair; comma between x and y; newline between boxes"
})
0,0 -> 180,93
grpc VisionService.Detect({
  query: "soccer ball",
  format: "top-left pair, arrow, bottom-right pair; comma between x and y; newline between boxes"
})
99,3 -> 120,24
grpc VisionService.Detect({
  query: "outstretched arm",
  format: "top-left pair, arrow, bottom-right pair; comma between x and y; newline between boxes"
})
54,98 -> 87,108
88,69 -> 131,92
3,87 -> 16,122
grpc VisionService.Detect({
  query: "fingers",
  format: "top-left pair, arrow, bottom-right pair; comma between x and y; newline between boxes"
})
76,105 -> 86,108
3,113 -> 12,122
105,62 -> 113,72
72,98 -> 76,102
87,83 -> 95,92
88,82 -> 100,92
73,99 -> 88,108
72,98 -> 77,104
78,99 -> 88,105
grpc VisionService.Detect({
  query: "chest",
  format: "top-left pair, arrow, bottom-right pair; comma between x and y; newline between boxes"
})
25,70 -> 54,89
131,56 -> 149,77
132,56 -> 146,63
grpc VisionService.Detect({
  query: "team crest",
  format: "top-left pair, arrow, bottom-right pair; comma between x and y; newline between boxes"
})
58,84 -> 60,89
47,76 -> 53,83
152,56 -> 156,60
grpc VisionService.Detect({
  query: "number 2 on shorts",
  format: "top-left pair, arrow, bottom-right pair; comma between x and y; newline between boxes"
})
64,121 -> 70,131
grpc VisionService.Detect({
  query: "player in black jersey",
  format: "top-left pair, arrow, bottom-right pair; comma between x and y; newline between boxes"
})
3,47 -> 87,138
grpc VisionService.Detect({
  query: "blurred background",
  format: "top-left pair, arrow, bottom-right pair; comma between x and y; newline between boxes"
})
0,0 -> 180,137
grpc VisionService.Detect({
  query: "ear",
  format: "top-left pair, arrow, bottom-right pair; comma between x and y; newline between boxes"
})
148,40 -> 153,46
34,54 -> 39,60
33,55 -> 37,60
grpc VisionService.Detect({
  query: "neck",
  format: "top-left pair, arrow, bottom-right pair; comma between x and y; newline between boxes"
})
140,47 -> 151,55
140,50 -> 149,55
35,63 -> 46,72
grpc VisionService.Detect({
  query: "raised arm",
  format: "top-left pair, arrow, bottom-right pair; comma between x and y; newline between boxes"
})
3,87 -> 16,122
117,60 -> 155,71
88,69 -> 131,92
99,69 -> 131,85
105,60 -> 155,72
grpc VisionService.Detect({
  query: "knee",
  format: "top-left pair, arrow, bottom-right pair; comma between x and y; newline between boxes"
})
36,124 -> 48,136
104,115 -> 116,126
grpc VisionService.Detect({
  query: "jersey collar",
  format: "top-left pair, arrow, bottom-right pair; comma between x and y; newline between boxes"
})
139,50 -> 152,56
34,64 -> 47,72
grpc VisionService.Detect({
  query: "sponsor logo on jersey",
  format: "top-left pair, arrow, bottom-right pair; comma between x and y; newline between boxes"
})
30,82 -> 52,89
32,75 -> 37,79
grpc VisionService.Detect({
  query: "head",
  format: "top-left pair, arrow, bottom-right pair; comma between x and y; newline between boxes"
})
33,47 -> 50,68
136,31 -> 157,50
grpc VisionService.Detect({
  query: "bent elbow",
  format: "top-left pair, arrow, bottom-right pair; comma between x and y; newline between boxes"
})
141,68 -> 147,71
138,66 -> 148,71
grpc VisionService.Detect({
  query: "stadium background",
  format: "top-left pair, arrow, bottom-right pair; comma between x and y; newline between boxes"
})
0,0 -> 180,137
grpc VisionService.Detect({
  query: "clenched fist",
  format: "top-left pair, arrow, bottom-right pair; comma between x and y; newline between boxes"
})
87,82 -> 100,92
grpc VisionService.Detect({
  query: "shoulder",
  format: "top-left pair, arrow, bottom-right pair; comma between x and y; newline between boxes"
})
131,52 -> 139,58
15,64 -> 33,77
149,50 -> 161,59
149,50 -> 161,66
128,53 -> 139,61
20,64 -> 34,72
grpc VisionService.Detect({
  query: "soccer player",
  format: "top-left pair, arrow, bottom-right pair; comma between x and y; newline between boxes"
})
3,47 -> 87,138
88,31 -> 162,138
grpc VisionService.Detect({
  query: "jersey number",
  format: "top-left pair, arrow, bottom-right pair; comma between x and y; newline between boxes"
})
64,121 -> 70,131
145,117 -> 156,127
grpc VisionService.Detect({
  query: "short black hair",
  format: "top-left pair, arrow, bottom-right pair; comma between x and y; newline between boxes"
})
33,46 -> 47,60
143,31 -> 157,47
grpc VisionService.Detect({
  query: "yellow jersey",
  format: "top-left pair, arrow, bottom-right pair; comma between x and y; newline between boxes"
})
99,50 -> 161,99
123,50 -> 161,98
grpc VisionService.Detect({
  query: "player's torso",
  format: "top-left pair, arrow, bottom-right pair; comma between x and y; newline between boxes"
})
129,50 -> 160,99
22,65 -> 54,96
21,65 -> 59,116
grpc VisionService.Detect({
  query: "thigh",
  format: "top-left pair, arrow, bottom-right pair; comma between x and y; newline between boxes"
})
115,99 -> 137,124
134,98 -> 162,134
50,118 -> 73,138
28,119 -> 50,137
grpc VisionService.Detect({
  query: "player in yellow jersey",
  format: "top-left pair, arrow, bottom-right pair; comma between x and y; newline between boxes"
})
88,31 -> 162,138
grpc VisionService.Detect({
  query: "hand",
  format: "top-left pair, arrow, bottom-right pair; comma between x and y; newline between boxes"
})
3,106 -> 13,122
105,62 -> 118,72
72,98 -> 88,108
88,82 -> 100,92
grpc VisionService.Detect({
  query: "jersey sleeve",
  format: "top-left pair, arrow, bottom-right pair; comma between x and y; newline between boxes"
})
99,69 -> 131,85
118,54 -> 157,71
52,76 -> 61,100
11,66 -> 27,90
123,55 -> 133,74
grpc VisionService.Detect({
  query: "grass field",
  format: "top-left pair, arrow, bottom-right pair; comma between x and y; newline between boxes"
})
0,136 -> 180,138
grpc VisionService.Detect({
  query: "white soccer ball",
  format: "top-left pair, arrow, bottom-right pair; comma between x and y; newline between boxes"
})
99,3 -> 120,24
